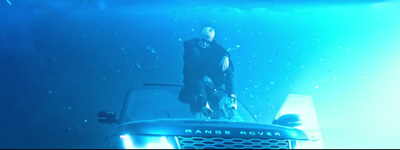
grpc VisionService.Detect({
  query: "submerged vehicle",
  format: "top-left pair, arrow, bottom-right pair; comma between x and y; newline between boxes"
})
97,84 -> 323,149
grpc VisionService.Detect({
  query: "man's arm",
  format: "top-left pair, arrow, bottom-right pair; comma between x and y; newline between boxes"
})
214,44 -> 235,96
225,59 -> 237,110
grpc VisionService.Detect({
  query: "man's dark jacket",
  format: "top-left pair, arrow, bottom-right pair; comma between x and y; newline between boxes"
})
182,38 -> 235,96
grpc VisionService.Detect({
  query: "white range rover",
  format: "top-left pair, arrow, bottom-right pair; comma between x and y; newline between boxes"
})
97,84 -> 323,149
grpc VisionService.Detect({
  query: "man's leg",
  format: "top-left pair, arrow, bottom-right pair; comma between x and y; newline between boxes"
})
180,79 -> 214,118
206,90 -> 224,119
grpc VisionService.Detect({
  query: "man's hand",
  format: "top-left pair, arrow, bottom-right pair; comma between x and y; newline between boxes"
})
220,55 -> 229,72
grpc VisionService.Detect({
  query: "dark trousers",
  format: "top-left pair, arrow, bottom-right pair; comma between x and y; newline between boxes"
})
179,79 -> 225,115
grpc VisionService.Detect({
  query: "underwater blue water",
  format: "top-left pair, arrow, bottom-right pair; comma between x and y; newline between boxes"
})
1,0 -> 399,148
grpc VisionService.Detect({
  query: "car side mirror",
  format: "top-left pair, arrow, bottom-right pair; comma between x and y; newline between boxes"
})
97,110 -> 118,124
272,114 -> 303,127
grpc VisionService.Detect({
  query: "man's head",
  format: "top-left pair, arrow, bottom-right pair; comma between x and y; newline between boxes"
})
201,27 -> 215,42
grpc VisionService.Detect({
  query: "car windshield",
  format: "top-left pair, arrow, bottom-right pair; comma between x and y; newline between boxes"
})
118,85 -> 257,124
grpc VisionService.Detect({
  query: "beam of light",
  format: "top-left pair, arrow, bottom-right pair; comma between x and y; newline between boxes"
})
7,0 -> 11,5
120,135 -> 135,149
146,136 -> 174,149
275,94 -> 324,149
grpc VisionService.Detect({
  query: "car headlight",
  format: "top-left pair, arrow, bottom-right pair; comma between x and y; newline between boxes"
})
119,134 -> 175,149
292,139 -> 324,149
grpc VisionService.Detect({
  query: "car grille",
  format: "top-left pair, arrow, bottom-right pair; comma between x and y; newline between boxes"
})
176,136 -> 291,149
